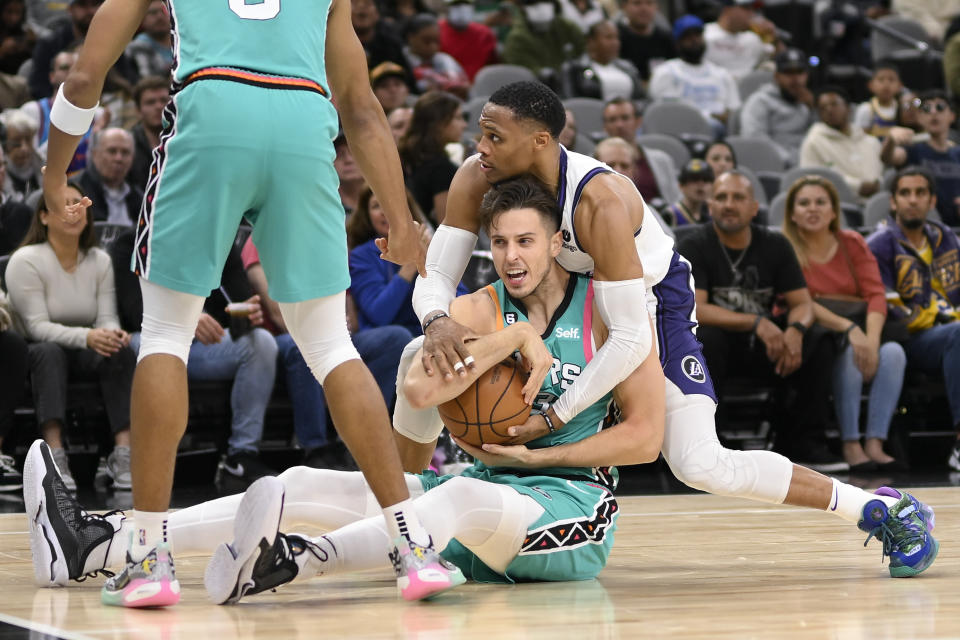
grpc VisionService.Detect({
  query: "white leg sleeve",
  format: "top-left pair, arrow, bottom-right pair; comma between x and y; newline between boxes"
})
278,293 -> 360,385
393,336 -> 445,443
108,467 -> 424,563
661,379 -> 793,505
316,476 -> 543,576
137,278 -> 206,365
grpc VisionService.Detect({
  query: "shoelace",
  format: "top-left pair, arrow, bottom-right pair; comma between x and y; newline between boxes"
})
862,505 -> 924,564
0,455 -> 17,472
73,509 -> 124,582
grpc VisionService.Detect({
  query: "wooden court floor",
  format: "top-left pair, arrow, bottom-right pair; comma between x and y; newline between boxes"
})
0,487 -> 958,639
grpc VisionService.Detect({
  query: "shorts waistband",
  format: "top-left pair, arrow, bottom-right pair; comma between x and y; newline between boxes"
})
181,67 -> 327,97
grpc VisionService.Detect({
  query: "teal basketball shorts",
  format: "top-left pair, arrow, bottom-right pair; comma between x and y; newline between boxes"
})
132,77 -> 349,302
418,467 -> 619,584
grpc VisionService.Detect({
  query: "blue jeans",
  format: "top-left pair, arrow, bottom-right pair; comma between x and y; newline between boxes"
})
832,341 -> 906,441
131,328 -> 278,455
903,322 -> 960,426
277,325 -> 413,451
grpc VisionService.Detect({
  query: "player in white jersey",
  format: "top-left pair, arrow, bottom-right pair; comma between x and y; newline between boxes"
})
397,81 -> 937,578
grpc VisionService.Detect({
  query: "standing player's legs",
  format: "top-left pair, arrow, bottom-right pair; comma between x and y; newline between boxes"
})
655,253 -> 937,575
238,88 -> 463,600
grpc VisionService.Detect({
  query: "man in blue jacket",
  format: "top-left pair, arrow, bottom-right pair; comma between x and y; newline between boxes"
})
867,166 -> 960,468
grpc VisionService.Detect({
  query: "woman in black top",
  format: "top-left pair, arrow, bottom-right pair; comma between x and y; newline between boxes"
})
398,91 -> 466,225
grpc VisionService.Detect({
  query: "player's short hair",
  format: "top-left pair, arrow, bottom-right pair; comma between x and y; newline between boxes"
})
487,81 -> 566,139
133,75 -> 170,108
479,175 -> 561,234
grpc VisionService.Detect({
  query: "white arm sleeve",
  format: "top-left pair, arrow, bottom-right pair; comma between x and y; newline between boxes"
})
553,278 -> 653,424
412,224 -> 478,324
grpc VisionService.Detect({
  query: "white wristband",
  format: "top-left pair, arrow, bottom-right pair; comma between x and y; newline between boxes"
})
50,90 -> 98,136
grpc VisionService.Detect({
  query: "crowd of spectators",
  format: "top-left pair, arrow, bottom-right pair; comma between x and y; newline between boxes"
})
1,0 -> 960,490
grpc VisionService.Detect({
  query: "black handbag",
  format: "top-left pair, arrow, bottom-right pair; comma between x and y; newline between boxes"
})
816,238 -> 909,344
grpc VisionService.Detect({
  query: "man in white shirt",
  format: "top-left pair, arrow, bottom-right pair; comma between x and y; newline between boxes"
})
799,86 -> 883,199
704,0 -> 775,80
649,14 -> 741,136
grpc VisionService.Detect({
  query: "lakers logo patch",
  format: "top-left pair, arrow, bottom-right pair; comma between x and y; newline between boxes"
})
682,355 -> 706,383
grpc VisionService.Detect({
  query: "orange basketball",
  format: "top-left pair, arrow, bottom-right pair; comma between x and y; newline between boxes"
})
437,358 -> 532,447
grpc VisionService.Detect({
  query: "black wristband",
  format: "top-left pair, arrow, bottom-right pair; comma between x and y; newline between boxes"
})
751,315 -> 763,334
422,312 -> 449,333
843,322 -> 857,337
541,412 -> 556,433
789,321 -> 808,335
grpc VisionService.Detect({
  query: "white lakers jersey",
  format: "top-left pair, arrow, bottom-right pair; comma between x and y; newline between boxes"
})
554,147 -> 675,290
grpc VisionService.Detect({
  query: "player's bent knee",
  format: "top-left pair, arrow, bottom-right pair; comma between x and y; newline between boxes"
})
667,439 -> 792,504
138,278 -> 206,365
279,296 -> 359,384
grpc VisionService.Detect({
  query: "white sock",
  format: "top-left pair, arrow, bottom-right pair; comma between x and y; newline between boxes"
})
80,513 -> 126,575
295,534 -> 341,580
383,498 -> 430,547
827,478 -> 898,523
129,510 -> 168,561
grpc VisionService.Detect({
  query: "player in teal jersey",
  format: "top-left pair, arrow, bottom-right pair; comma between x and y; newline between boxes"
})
28,0 -> 459,609
48,174 -> 664,600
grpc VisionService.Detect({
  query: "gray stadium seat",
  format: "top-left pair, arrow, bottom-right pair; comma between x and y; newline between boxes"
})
642,101 -> 714,139
469,65 -> 537,100
863,190 -> 892,228
779,166 -> 859,205
737,69 -> 774,102
637,133 -> 690,169
570,132 -> 596,156
870,16 -> 934,65
563,97 -> 606,139
767,191 -> 787,228
727,136 -> 785,173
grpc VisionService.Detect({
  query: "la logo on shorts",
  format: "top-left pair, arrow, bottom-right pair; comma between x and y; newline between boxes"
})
682,355 -> 706,383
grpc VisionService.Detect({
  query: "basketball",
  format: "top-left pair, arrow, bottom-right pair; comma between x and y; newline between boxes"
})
437,358 -> 532,447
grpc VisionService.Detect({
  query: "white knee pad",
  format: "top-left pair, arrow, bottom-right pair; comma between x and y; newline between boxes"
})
138,278 -> 206,365
392,335 -> 445,444
661,379 -> 792,504
279,293 -> 359,385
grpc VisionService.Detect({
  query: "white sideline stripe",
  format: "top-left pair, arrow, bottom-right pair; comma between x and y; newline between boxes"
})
0,611 -> 98,640
620,503 -> 960,518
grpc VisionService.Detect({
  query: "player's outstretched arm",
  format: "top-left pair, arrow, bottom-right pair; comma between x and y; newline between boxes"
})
404,293 -> 551,408
457,318 -> 665,468
44,0 -> 150,219
537,175 -> 652,431
326,0 -> 423,275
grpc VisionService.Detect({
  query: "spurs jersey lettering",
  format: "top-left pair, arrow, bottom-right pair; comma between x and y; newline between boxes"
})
554,147 -> 675,291
166,0 -> 332,90
483,274 -> 618,487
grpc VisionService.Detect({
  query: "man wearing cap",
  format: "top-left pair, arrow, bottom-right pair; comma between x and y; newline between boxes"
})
649,15 -> 740,135
370,62 -> 410,114
439,0 -> 497,82
704,0 -> 776,81
740,48 -> 815,167
666,158 -> 713,226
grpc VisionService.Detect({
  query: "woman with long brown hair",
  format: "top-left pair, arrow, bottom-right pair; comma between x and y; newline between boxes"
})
398,90 -> 466,224
5,184 -> 134,490
782,175 -> 906,470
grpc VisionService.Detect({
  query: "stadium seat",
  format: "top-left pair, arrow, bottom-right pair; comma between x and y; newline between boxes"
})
726,136 -> 785,173
571,132 -> 596,156
767,191 -> 787,228
643,101 -> 714,139
738,166 -> 768,206
93,222 -> 129,250
870,16 -> 935,64
737,69 -> 774,102
863,190 -> 892,228
637,133 -> 690,169
563,97 -> 606,139
779,166 -> 859,205
469,65 -> 537,100
463,95 -> 489,133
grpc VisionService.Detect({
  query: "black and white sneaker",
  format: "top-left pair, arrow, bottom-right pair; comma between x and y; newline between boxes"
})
205,477 -> 329,605
216,452 -> 276,486
0,453 -> 22,491
23,440 -> 119,586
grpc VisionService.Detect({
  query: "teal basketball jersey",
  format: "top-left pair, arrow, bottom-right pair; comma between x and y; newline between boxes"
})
481,273 -> 618,487
166,0 -> 332,87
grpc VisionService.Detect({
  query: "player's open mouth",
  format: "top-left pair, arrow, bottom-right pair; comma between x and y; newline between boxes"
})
506,268 -> 526,285
479,160 -> 494,172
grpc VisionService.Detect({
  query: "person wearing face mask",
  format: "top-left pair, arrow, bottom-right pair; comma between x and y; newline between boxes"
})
439,0 -> 498,82
649,15 -> 740,137
503,0 -> 584,73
